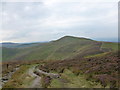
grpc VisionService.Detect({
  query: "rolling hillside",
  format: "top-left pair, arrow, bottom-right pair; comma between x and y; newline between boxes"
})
1,42 -> 46,48
38,51 -> 119,88
2,36 -> 119,88
2,36 -> 118,61
0,43 -> 20,48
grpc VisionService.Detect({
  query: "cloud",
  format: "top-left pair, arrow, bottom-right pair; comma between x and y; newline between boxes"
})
0,0 -> 118,42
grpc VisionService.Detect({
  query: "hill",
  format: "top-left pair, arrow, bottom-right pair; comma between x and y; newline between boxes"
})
2,51 -> 119,88
2,36 -> 118,61
38,51 -> 119,88
0,42 -> 20,48
1,42 -> 45,48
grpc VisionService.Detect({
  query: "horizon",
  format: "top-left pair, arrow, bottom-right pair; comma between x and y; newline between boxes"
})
1,35 -> 119,43
1,0 -> 119,88
0,0 -> 118,43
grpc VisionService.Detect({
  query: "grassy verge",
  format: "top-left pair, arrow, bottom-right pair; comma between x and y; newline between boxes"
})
49,69 -> 103,88
3,64 -> 35,88
48,79 -> 63,88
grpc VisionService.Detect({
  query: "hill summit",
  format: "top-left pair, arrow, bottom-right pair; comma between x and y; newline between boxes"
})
55,36 -> 93,42
2,36 -> 118,61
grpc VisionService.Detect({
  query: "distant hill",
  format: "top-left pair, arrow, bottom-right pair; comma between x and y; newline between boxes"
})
2,36 -> 118,61
0,42 -> 20,48
1,42 -> 46,48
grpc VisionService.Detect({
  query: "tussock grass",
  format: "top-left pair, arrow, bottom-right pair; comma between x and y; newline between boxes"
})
3,65 -> 34,88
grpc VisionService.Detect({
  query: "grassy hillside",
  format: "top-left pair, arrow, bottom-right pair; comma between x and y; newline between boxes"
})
1,42 -> 44,48
2,36 -> 118,61
101,42 -> 118,51
39,51 -> 119,88
2,36 -> 119,88
0,43 -> 20,48
2,51 -> 119,88
2,49 -> 119,88
2,47 -> 20,61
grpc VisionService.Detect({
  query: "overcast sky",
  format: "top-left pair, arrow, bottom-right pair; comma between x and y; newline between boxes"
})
0,0 -> 119,43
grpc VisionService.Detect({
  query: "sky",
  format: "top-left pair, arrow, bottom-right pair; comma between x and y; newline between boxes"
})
0,0 -> 119,43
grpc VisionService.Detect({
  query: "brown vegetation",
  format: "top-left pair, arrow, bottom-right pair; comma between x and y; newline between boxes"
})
39,51 -> 120,88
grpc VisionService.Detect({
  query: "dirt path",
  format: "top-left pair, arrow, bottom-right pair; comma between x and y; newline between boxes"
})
35,69 -> 60,78
30,76 -> 41,88
2,65 -> 60,88
28,66 -> 60,88
28,66 -> 42,88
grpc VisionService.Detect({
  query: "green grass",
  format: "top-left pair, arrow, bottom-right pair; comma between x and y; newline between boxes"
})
85,42 -> 118,58
85,52 -> 109,58
49,79 -> 63,88
3,64 -> 36,88
2,36 -> 119,61
49,69 -> 103,88
101,42 -> 118,51
2,47 -> 20,61
2,36 -> 95,61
